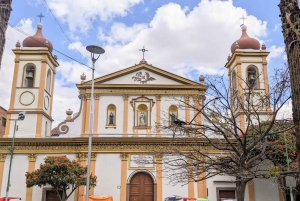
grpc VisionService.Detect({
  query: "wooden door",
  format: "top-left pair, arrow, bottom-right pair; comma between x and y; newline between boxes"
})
219,190 -> 236,200
129,172 -> 154,201
45,190 -> 63,201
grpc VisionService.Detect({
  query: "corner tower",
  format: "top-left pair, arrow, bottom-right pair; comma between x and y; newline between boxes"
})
4,23 -> 59,138
225,25 -> 272,131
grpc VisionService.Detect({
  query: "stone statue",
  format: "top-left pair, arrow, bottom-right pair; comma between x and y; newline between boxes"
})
109,112 -> 114,125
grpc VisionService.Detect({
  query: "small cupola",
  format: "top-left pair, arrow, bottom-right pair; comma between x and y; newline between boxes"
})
230,25 -> 260,54
23,23 -> 53,52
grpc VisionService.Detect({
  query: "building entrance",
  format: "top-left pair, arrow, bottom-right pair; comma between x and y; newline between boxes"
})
129,172 -> 154,201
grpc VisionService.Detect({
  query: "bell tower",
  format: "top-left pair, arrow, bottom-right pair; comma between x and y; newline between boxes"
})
225,25 -> 272,131
4,23 -> 59,138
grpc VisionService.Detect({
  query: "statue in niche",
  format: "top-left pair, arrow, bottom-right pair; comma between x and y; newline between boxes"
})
109,112 -> 114,125
139,112 -> 146,126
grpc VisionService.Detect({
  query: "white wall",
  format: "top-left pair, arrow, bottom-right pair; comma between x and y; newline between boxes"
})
94,154 -> 121,200
1,155 -> 28,200
254,179 -> 280,201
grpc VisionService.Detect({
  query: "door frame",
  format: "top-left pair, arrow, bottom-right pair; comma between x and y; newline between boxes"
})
216,187 -> 236,201
126,170 -> 157,201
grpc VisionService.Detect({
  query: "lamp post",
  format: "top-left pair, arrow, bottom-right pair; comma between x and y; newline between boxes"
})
85,45 -> 105,201
5,112 -> 26,201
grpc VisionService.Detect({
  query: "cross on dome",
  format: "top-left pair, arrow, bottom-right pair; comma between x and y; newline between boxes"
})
37,13 -> 45,23
240,15 -> 247,26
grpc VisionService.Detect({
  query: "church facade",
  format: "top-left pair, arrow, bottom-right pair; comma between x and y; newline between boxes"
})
0,22 -> 283,201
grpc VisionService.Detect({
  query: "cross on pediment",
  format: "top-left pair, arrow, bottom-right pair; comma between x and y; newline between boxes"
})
139,46 -> 148,59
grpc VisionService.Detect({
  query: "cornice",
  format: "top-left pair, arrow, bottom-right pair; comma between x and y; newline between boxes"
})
12,49 -> 59,67
225,51 -> 270,68
78,89 -> 205,96
77,84 -> 207,91
82,63 -> 201,86
7,109 -> 54,121
0,137 -> 234,154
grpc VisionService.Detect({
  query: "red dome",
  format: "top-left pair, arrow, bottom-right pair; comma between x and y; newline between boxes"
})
230,25 -> 260,53
22,23 -> 53,52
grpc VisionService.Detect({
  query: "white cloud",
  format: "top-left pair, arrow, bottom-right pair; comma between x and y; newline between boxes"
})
94,0 -> 267,77
267,45 -> 285,62
0,18 -> 35,110
46,0 -> 143,33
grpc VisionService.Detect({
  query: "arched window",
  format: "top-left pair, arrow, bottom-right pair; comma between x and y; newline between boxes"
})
232,71 -> 237,92
247,66 -> 259,89
169,105 -> 178,126
137,104 -> 148,127
23,65 -> 35,87
106,104 -> 116,127
46,69 -> 51,93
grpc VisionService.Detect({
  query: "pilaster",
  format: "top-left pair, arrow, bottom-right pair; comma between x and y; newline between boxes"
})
156,95 -> 161,137
120,153 -> 129,201
0,154 -> 6,195
26,154 -> 37,201
155,154 -> 163,201
123,95 -> 129,137
89,153 -> 97,195
76,153 -> 87,201
94,94 -> 100,134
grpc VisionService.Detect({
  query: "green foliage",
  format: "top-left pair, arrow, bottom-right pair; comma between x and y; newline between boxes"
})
247,121 -> 296,172
25,156 -> 97,198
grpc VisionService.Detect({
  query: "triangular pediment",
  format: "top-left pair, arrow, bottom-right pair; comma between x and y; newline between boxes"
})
83,63 -> 200,86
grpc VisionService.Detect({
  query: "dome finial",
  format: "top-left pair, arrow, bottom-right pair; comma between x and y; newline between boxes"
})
81,72 -> 86,83
15,40 -> 21,48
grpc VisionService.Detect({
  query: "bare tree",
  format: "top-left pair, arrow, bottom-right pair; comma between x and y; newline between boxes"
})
279,1 -> 300,199
155,68 -> 291,201
0,0 -> 12,70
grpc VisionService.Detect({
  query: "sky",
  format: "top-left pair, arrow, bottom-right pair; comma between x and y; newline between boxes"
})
0,0 -> 291,127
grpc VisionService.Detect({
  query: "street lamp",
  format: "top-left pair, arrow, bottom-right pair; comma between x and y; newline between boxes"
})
85,45 -> 105,201
5,111 -> 26,201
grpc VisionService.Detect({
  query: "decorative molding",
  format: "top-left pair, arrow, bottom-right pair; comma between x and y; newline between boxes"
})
83,63 -> 200,86
123,94 -> 129,100
132,71 -> 156,84
12,49 -> 59,67
185,95 -> 190,101
0,138 -> 228,155
91,152 -> 97,161
44,95 -> 50,110
130,96 -> 155,108
120,153 -> 129,161
28,153 -> 37,162
94,94 -> 100,100
0,154 -> 6,162
19,91 -> 35,106
85,94 -> 91,100
154,154 -> 163,161
51,98 -> 83,136
76,153 -> 88,161
156,95 -> 161,101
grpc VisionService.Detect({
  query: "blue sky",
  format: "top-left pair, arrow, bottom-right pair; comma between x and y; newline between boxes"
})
0,0 -> 289,126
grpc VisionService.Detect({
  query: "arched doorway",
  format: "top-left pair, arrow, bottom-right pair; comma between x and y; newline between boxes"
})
129,172 -> 154,201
